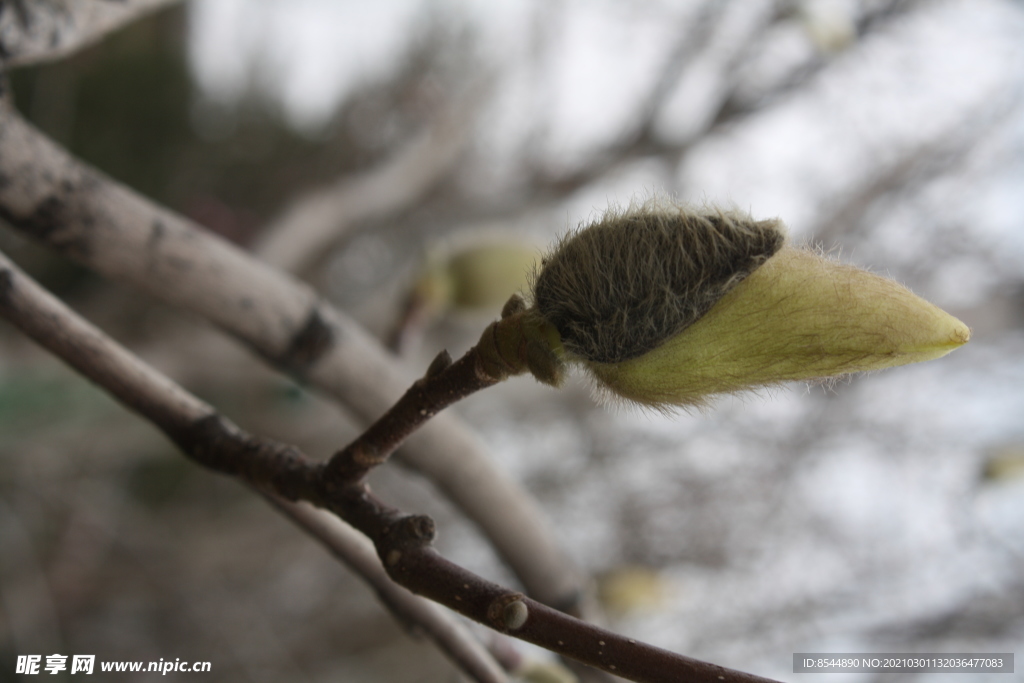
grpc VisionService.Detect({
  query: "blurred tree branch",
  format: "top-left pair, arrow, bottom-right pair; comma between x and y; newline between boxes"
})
810,96 -> 1023,247
0,0 -> 181,68
562,0 -> 919,194
254,81 -> 487,275
401,0 -> 923,239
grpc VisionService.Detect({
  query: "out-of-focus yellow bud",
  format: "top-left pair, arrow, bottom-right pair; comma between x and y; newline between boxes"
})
523,202 -> 970,408
515,660 -> 578,683
393,241 -> 539,352
800,1 -> 856,53
414,243 -> 539,315
596,565 -> 673,616
588,246 -> 971,407
981,445 -> 1024,483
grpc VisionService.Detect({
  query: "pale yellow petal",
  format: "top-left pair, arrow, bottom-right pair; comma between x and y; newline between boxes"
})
588,247 -> 970,407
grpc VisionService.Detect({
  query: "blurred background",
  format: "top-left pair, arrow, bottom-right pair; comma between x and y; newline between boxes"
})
1,0 -> 1023,681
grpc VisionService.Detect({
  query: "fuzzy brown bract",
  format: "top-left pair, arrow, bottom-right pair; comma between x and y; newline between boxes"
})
532,204 -> 786,364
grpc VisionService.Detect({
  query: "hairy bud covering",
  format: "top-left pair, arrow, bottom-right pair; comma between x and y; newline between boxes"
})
533,204 -> 785,363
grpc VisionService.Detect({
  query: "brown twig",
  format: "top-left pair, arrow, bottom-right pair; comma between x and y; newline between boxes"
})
0,250 -> 320,497
324,347 -> 497,483
0,247 -> 781,683
263,495 -> 510,683
0,101 -> 582,613
0,247 -> 505,683
323,300 -> 557,486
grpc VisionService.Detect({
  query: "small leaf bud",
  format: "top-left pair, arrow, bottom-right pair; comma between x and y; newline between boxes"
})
502,599 -> 529,631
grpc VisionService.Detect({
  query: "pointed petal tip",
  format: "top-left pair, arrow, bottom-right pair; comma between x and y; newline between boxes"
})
952,319 -> 972,346
937,312 -> 971,349
941,316 -> 971,352
909,313 -> 971,362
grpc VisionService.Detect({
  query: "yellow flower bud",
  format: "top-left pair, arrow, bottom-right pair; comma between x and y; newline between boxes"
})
396,241 -> 539,352
415,243 -> 539,314
596,565 -> 673,615
527,202 -> 970,408
981,445 -> 1024,482
516,660 -> 578,683
587,247 -> 970,407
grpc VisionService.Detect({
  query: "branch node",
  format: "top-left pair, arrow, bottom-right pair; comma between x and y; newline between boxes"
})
475,309 -> 565,386
351,443 -> 382,467
475,320 -> 520,381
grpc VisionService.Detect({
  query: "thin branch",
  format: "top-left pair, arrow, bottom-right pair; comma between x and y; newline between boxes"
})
0,0 -> 182,69
264,495 -> 510,683
0,101 -> 582,613
810,95 -> 1024,247
323,299 -> 558,486
324,347 -> 497,484
465,0 -> 921,215
706,0 -> 920,131
0,250 -> 320,499
629,0 -> 733,146
0,247 -> 506,683
0,247 -> 782,683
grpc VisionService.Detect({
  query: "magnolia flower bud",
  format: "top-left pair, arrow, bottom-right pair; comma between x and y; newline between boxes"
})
596,565 -> 673,615
415,243 -> 539,315
392,241 -> 538,352
516,660 -> 578,683
526,202 -> 970,408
